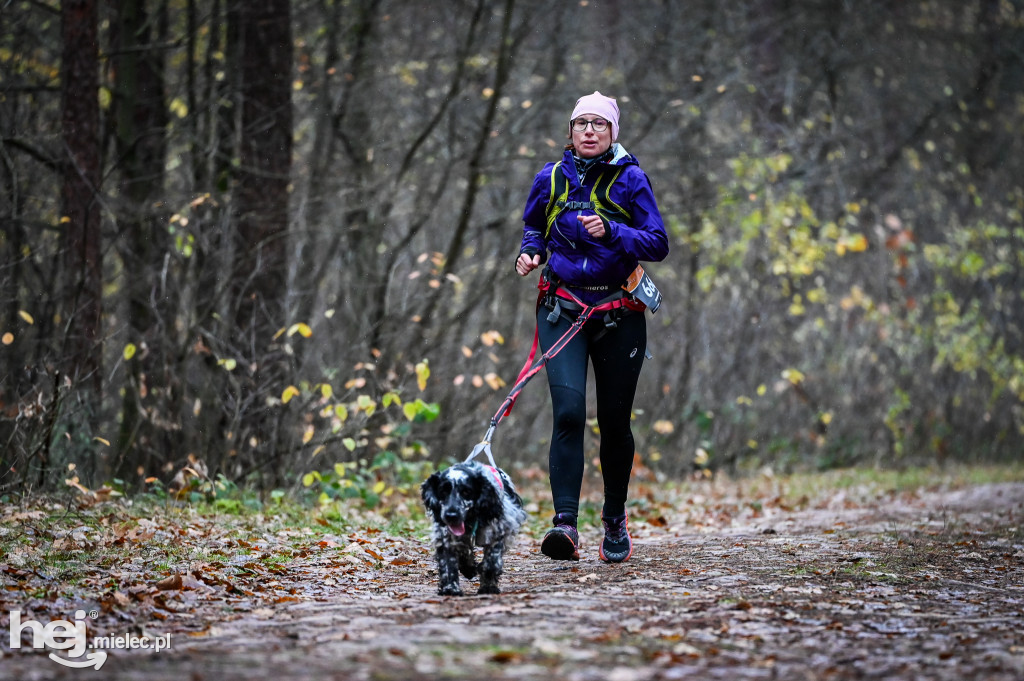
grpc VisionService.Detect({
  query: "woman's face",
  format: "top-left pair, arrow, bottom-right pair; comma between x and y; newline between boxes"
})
570,115 -> 613,158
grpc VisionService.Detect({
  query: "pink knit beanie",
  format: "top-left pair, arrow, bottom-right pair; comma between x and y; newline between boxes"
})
570,91 -> 620,140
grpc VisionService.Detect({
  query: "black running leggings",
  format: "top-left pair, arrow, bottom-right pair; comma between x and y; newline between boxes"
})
537,305 -> 646,519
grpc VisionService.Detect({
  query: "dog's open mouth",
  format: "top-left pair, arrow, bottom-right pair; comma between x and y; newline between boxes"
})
446,521 -> 466,536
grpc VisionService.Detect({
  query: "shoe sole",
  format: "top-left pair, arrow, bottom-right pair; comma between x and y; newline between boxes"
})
541,532 -> 580,561
599,539 -> 633,563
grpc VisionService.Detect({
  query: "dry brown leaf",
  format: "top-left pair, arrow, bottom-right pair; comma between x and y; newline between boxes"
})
155,574 -> 183,591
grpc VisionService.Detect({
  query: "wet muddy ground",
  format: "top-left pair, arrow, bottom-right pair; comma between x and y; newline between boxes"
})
4,481 -> 1023,680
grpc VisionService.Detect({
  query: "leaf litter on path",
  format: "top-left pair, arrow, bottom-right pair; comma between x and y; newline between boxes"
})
1,474 -> 1023,680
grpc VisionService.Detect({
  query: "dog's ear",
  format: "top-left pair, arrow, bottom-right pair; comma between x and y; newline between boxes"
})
420,472 -> 442,514
497,470 -> 524,508
473,473 -> 504,522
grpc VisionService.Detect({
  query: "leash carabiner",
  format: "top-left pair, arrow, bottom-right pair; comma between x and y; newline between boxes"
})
465,423 -> 498,469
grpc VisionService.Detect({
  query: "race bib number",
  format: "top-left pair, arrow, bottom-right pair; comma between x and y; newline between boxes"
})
623,265 -> 662,314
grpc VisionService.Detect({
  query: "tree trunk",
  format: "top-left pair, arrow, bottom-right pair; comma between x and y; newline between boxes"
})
60,0 -> 103,394
235,0 -> 292,326
111,0 -> 171,483
231,0 -> 293,480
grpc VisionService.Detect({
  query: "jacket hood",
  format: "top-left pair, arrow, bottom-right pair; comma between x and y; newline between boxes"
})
608,143 -> 632,165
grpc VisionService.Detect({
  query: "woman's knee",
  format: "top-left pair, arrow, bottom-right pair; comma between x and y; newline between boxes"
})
596,398 -> 632,431
550,385 -> 587,434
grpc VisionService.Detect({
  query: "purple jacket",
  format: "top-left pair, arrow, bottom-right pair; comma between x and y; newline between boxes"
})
520,145 -> 669,304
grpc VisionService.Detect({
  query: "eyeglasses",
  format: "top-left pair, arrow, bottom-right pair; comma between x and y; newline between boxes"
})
571,117 -> 609,133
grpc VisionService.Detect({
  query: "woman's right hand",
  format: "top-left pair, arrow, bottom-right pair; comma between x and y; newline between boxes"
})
516,253 -> 541,276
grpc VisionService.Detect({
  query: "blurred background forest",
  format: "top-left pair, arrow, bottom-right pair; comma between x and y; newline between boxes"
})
1,0 -> 1022,496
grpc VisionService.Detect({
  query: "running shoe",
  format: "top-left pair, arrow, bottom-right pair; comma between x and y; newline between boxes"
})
599,513 -> 633,563
540,512 -> 580,561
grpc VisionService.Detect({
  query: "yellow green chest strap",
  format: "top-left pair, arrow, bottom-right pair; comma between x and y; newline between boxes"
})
544,160 -> 632,238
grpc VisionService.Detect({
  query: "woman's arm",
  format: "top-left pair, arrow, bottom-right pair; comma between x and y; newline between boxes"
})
517,164 -> 555,271
603,168 -> 669,262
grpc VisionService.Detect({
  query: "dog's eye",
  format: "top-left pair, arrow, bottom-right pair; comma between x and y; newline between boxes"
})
462,484 -> 479,500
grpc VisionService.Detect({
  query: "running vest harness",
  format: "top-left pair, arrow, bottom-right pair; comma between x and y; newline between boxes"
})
544,160 -> 632,238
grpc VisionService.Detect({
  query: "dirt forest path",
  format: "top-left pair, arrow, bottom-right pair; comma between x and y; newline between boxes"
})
6,481 -> 1024,681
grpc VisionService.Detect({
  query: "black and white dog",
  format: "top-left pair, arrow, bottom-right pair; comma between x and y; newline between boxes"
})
421,461 -> 527,596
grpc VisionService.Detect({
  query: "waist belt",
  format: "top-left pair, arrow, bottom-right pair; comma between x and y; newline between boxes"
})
541,287 -> 645,332
564,283 -> 613,292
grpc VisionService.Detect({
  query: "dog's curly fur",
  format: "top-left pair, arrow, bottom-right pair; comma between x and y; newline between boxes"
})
420,462 -> 527,596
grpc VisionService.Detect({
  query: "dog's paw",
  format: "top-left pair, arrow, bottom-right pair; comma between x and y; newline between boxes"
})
438,583 -> 463,597
477,584 -> 501,595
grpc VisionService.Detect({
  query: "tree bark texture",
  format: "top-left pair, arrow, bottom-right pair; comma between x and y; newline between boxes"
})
60,0 -> 103,393
234,0 -> 293,331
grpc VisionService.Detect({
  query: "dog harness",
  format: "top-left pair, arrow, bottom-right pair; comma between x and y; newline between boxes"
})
482,465 -> 504,492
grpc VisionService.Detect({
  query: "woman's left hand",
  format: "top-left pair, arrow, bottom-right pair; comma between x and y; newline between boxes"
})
578,214 -> 605,239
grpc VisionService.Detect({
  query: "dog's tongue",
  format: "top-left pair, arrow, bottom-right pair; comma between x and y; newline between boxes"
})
447,521 -> 466,536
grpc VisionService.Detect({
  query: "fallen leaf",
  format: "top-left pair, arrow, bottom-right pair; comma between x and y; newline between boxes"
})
155,574 -> 183,590
390,558 -> 417,566
470,604 -> 513,617
490,650 -> 523,664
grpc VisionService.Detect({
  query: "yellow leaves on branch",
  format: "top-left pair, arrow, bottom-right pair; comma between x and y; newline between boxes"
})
840,285 -> 872,311
356,395 -> 376,417
836,233 -> 869,256
273,322 -> 313,341
284,382 -> 344,406
169,97 -> 188,118
4,310 -> 34,342
289,323 -> 313,338
415,360 -> 430,391
402,398 -> 440,422
782,368 -> 806,386
480,330 -> 504,347
284,356 -> 438,453
483,373 -> 505,390
652,420 -> 675,435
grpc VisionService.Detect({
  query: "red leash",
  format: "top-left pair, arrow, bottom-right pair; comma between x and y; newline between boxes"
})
466,278 -> 642,466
